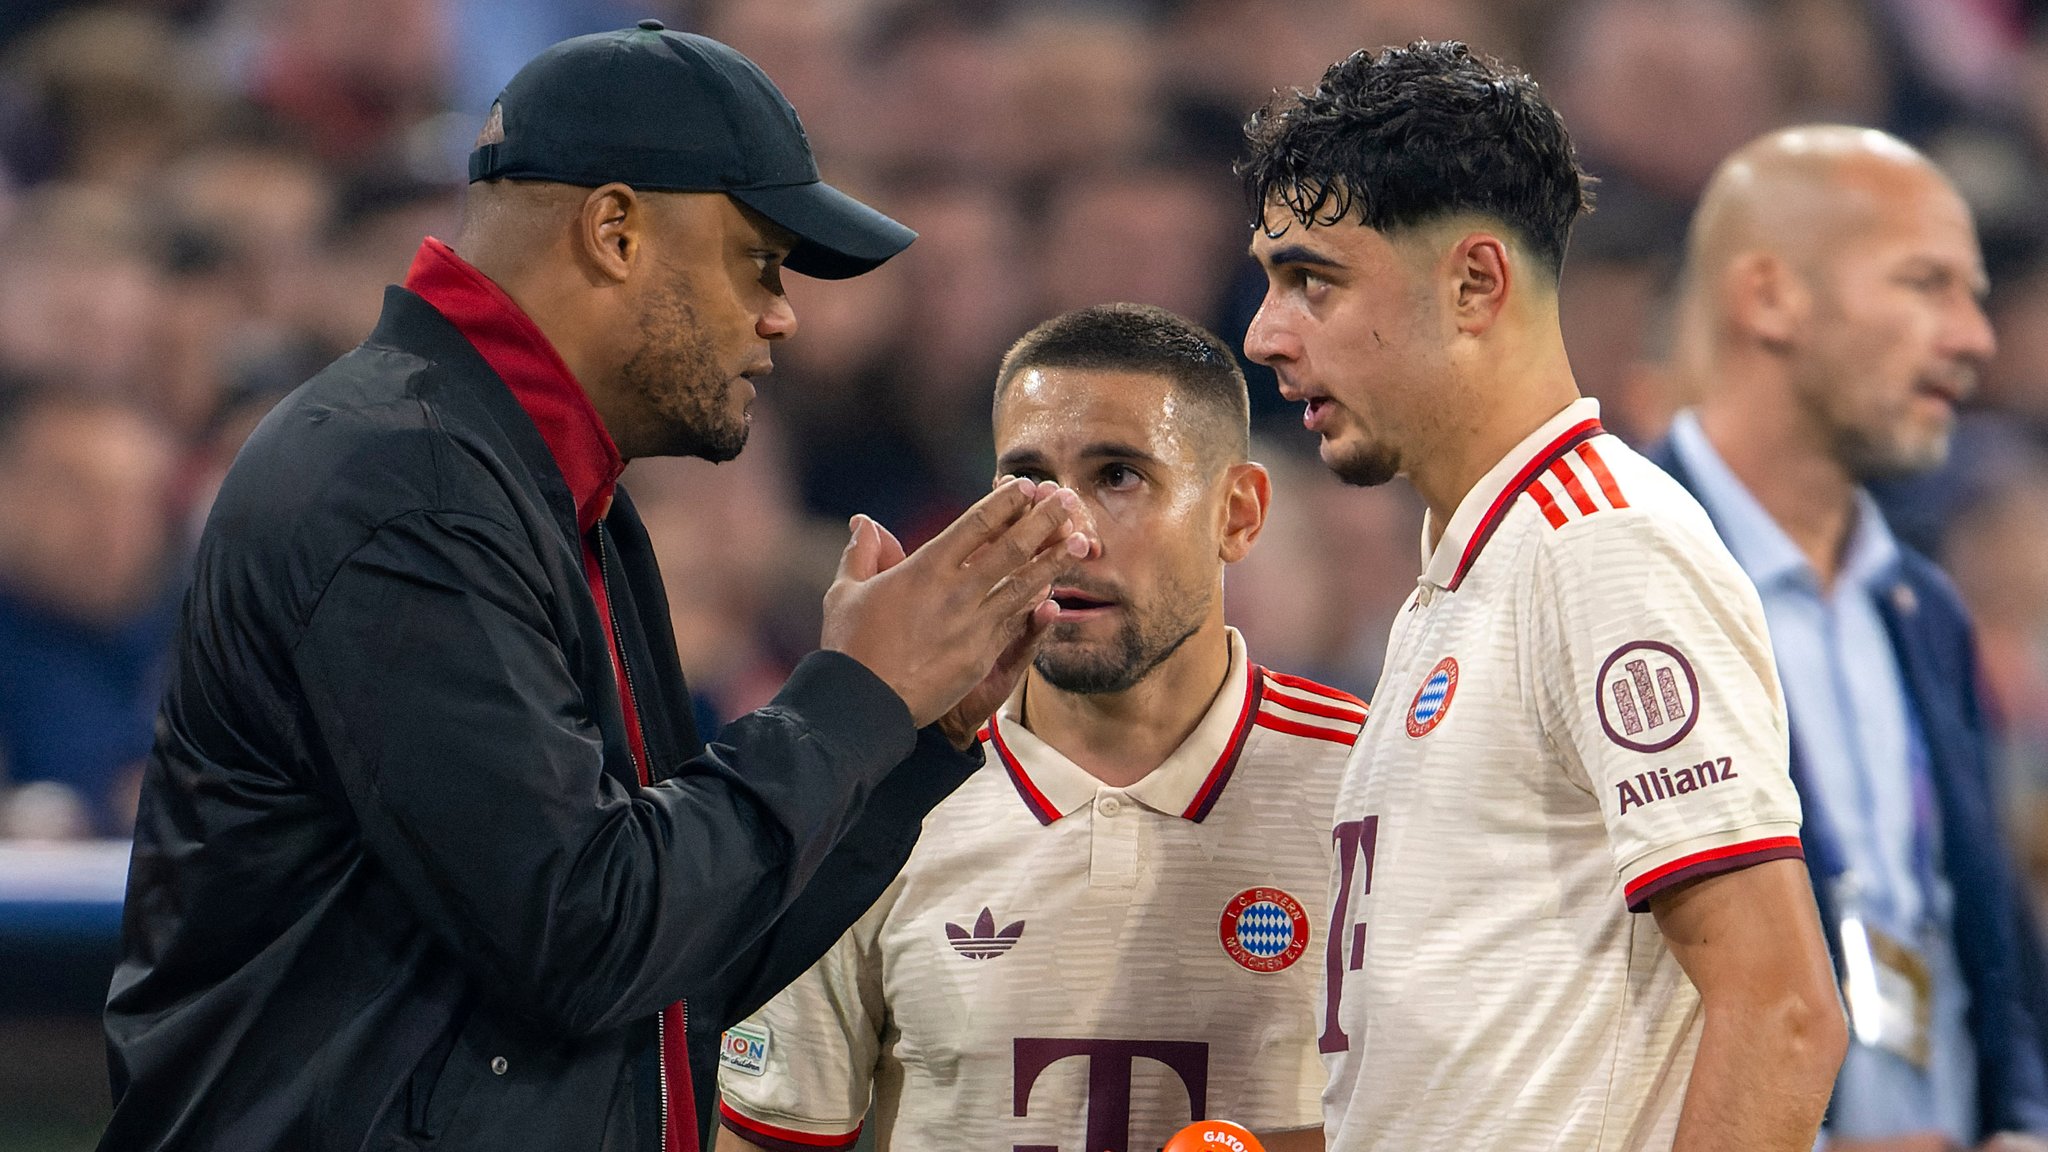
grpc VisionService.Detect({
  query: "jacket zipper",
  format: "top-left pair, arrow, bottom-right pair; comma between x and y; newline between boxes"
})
596,523 -> 673,1152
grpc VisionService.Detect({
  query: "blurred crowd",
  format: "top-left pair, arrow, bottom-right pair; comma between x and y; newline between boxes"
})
4,0 -> 2048,924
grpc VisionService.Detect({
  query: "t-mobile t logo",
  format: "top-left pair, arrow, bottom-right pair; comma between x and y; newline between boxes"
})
1321,816 -> 1379,1054
1011,1037 -> 1209,1152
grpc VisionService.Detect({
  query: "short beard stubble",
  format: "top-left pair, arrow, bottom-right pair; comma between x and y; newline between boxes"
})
619,283 -> 749,463
1033,577 -> 1210,695
1326,439 -> 1400,488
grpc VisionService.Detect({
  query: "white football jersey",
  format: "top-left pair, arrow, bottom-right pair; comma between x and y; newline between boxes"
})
1320,398 -> 1804,1151
718,629 -> 1356,1152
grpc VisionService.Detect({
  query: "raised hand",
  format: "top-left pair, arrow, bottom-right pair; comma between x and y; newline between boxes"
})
821,478 -> 1089,729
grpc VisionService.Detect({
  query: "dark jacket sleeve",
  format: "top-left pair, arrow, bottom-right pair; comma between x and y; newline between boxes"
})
686,724 -> 978,1140
291,507 -> 933,1038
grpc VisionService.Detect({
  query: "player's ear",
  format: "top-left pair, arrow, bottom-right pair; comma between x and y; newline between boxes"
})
1219,461 -> 1271,564
1448,232 -> 1512,336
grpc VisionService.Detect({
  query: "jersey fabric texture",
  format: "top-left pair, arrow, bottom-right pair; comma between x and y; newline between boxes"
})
718,630 -> 1358,1152
1320,398 -> 1805,1152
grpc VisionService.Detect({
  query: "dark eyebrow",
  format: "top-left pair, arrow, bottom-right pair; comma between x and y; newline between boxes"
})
1255,243 -> 1346,271
1075,441 -> 1160,465
995,448 -> 1049,473
995,442 -> 1162,472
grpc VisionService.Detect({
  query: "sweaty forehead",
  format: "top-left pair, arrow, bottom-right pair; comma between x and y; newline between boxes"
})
995,368 -> 1193,457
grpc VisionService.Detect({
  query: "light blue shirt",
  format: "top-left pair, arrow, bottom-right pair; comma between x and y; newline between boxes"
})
1670,410 -> 1977,1144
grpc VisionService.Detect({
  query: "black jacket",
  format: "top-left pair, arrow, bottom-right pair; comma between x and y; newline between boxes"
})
1649,437 -> 2048,1135
100,287 -> 979,1151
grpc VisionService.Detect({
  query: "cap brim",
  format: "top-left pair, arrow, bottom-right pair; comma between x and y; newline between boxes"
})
730,181 -> 915,280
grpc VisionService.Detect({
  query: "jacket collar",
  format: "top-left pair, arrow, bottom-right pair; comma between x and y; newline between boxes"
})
1422,397 -> 1606,590
988,628 -> 1261,825
403,237 -> 623,535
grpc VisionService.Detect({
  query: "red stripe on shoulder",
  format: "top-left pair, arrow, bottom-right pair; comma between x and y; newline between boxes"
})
1623,836 -> 1804,912
1254,711 -> 1361,746
718,1102 -> 863,1151
1576,442 -> 1629,509
1445,418 -> 1601,588
1549,458 -> 1599,515
1263,684 -> 1367,723
1263,669 -> 1368,710
1525,477 -> 1569,529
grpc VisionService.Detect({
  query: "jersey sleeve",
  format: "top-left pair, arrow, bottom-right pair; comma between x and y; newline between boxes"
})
716,877 -> 899,1150
1530,509 -> 1804,912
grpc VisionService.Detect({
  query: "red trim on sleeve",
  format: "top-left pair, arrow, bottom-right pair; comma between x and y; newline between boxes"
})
717,1102 -> 862,1151
1623,836 -> 1804,912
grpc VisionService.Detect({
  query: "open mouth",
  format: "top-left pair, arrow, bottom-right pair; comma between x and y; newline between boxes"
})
1050,587 -> 1117,618
1303,396 -> 1336,431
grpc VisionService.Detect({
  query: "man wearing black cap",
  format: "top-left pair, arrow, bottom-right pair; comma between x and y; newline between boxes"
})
98,24 -> 1090,1152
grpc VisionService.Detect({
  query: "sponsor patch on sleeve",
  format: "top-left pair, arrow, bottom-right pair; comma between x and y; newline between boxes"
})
719,1022 -> 771,1077
1595,640 -> 1699,752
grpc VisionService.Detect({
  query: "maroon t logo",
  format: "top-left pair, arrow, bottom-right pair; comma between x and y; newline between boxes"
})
1011,1037 -> 1209,1152
1321,816 -> 1379,1054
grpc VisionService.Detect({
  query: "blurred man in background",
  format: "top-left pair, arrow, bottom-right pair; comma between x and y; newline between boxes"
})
1655,124 -> 2048,1151
0,386 -> 178,839
718,305 -> 1353,1152
1244,42 -> 1845,1150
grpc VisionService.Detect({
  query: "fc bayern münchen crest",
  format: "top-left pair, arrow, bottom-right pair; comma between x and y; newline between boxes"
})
1219,887 -> 1309,973
1405,656 -> 1459,738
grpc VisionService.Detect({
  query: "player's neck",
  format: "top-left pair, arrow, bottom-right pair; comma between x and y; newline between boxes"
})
1019,623 -> 1234,789
1695,390 -> 1860,590
1413,331 -> 1580,546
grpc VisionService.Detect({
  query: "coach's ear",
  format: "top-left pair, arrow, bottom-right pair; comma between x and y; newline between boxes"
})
1219,461 -> 1271,564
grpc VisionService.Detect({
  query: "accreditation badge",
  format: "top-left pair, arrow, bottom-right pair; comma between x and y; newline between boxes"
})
1836,895 -> 1935,1070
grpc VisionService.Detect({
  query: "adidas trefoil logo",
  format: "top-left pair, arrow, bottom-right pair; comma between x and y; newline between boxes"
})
945,907 -> 1025,960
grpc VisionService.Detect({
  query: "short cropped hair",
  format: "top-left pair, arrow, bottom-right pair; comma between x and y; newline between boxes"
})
995,304 -> 1250,462
1238,41 -> 1594,277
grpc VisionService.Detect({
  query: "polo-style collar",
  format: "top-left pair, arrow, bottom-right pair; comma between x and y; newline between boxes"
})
989,628 -> 1261,825
404,237 -> 623,535
1422,397 -> 1607,590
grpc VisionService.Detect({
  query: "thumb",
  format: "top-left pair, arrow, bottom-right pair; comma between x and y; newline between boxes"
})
838,515 -> 882,582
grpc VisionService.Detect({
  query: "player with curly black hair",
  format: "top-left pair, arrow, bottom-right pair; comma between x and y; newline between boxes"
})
1242,42 -> 1846,1152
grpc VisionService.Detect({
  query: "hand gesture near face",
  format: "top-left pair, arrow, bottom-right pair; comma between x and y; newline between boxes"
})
822,478 -> 1094,746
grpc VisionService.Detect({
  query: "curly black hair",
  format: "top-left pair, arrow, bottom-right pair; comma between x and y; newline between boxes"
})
1238,41 -> 1594,277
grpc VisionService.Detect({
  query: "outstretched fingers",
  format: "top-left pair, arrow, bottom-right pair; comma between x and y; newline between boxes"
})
921,478 -> 1047,570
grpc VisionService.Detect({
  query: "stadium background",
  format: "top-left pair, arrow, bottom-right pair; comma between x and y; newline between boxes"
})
1,0 -> 2046,1147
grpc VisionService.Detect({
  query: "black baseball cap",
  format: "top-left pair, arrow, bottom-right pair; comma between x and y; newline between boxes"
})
469,20 -> 914,279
